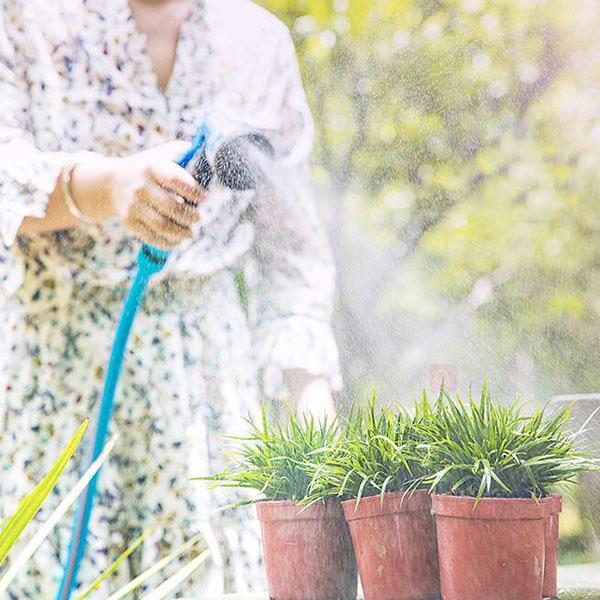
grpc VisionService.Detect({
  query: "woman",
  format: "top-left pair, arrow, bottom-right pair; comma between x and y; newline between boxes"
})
0,0 -> 341,595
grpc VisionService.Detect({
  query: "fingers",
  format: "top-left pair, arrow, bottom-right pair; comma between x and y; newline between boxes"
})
127,202 -> 193,249
139,183 -> 201,227
149,162 -> 206,206
127,220 -> 178,250
117,150 -> 208,249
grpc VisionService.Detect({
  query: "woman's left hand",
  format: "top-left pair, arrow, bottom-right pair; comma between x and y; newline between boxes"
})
284,370 -> 336,421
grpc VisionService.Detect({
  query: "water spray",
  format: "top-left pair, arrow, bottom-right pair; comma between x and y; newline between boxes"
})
56,117 -> 273,599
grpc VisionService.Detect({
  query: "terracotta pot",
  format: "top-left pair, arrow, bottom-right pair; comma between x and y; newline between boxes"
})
432,494 -> 552,600
342,490 -> 440,600
256,500 -> 357,600
543,494 -> 563,600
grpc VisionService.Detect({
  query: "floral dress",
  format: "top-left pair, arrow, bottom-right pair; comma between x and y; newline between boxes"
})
0,0 -> 341,596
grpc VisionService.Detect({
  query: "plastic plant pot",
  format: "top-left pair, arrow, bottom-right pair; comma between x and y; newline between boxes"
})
256,500 -> 357,600
543,494 -> 563,600
342,490 -> 440,600
432,494 -> 553,600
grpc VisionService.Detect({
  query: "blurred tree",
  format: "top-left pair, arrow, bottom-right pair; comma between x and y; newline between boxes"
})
257,0 -> 600,399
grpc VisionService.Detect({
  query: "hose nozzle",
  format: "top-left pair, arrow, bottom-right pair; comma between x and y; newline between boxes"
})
190,111 -> 275,191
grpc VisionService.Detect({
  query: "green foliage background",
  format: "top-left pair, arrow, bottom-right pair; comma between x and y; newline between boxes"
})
257,0 -> 600,401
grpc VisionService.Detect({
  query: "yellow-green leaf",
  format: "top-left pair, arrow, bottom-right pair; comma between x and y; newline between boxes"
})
0,419 -> 89,565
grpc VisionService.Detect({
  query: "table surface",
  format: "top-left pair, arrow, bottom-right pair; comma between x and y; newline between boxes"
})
186,590 -> 600,599
195,593 -> 600,599
180,563 -> 600,599
560,564 -> 600,590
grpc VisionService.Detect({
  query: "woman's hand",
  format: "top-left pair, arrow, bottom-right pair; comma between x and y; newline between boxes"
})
284,370 -> 337,422
101,142 -> 206,249
19,141 -> 206,242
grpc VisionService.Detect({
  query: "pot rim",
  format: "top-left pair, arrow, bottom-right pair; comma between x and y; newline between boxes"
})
256,499 -> 345,523
342,489 -> 431,521
431,493 -> 552,520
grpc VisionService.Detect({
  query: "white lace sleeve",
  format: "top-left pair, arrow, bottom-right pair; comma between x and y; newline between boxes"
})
250,27 -> 342,398
0,4 -> 69,245
0,2 -> 83,295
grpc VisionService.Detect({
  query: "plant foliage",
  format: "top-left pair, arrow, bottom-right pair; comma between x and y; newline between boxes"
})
0,419 -> 88,566
194,405 -> 339,503
197,385 -> 599,508
0,432 -> 117,595
0,424 -> 208,597
306,395 -> 430,503
422,385 -> 599,500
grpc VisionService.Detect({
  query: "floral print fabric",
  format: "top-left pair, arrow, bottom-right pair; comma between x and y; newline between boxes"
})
0,0 -> 341,595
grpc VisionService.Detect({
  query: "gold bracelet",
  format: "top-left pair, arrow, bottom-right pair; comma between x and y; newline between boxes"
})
62,163 -> 94,225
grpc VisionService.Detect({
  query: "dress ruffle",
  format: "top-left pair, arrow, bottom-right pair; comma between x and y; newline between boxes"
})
0,146 -> 101,295
0,140 -> 68,297
0,141 -> 69,247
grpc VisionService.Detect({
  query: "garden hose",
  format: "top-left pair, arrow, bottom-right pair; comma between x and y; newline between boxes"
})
55,124 -> 209,600
56,119 -> 273,599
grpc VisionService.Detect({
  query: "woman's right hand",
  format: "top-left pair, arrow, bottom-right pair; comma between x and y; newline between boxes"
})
19,142 -> 206,241
100,142 -> 206,249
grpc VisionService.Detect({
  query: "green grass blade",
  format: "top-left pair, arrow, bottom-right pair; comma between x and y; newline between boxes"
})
0,434 -> 118,596
140,550 -> 210,600
75,526 -> 155,599
0,419 -> 89,565
106,533 -> 204,600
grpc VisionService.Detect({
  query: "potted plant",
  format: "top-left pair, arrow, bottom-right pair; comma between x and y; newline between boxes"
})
197,407 -> 357,600
307,399 -> 440,600
424,386 -> 598,600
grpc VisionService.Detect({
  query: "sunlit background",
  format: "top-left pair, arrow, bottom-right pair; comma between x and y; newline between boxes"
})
259,0 -> 600,573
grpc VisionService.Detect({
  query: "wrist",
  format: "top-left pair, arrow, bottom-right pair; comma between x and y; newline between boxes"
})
70,155 -> 117,221
62,163 -> 95,225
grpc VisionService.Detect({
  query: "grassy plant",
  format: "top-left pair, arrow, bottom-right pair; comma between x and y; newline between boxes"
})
193,405 -> 338,503
0,419 -> 88,566
103,533 -> 205,600
306,396 -> 430,504
422,385 -> 599,501
0,423 -> 209,597
75,527 -> 155,599
0,432 -> 117,595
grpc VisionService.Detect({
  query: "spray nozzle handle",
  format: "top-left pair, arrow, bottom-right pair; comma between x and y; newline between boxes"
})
191,132 -> 274,191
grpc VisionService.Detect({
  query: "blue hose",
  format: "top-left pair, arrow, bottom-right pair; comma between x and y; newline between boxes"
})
56,125 -> 208,600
